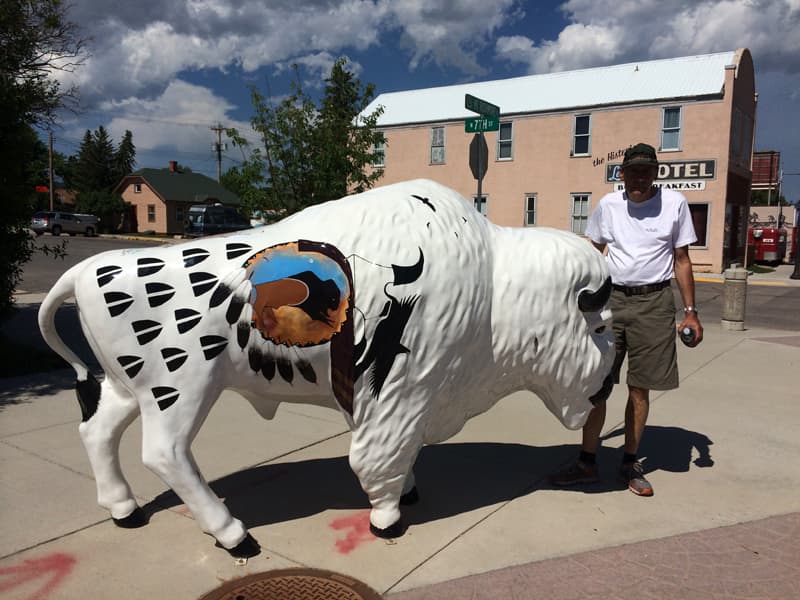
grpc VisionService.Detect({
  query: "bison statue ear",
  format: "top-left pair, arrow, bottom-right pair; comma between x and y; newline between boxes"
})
578,276 -> 612,313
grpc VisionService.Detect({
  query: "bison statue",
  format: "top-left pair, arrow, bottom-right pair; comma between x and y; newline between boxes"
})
38,179 -> 615,557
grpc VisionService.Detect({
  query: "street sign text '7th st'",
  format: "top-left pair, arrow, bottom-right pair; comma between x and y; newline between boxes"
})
465,94 -> 500,118
465,116 -> 499,133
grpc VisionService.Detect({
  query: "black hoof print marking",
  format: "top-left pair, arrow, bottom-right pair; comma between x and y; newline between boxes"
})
369,519 -> 406,539
217,533 -> 261,558
112,506 -> 149,529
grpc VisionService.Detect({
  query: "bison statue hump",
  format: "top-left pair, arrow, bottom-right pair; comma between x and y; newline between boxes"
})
38,179 -> 615,557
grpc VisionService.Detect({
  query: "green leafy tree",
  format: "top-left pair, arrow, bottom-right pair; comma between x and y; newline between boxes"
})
221,157 -> 269,218
76,190 -> 128,233
0,0 -> 84,319
314,58 -> 385,199
227,58 -> 384,216
750,189 -> 787,207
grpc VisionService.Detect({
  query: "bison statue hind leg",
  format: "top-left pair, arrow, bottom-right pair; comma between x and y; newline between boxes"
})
77,376 -> 143,524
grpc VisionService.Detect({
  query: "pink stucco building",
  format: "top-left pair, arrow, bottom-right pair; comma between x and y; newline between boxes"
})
363,49 -> 756,273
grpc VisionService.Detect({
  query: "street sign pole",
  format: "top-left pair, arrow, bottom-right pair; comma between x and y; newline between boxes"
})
464,94 -> 500,214
477,131 -> 483,208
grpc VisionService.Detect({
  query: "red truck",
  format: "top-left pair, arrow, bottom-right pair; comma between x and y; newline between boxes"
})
748,225 -> 788,264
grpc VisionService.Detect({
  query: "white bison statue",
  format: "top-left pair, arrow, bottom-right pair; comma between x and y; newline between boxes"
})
38,179 -> 615,557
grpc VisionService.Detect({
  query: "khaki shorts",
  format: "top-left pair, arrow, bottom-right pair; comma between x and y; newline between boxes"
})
610,286 -> 679,390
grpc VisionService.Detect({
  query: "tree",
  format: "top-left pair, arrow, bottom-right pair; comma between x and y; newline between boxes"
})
73,126 -> 116,193
70,127 -> 135,233
227,58 -> 384,216
221,159 -> 269,218
0,0 -> 85,319
314,58 -> 385,199
751,189 -> 787,207
114,129 -> 136,181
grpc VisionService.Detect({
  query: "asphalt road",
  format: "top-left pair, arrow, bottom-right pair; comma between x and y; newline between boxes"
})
18,233 -> 170,295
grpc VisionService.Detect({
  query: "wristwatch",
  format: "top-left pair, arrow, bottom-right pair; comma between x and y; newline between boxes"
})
683,306 -> 698,314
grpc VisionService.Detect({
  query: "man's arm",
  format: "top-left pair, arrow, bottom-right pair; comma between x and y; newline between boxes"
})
674,245 -> 703,346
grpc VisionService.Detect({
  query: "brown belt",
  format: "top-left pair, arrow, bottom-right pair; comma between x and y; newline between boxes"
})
612,280 -> 671,296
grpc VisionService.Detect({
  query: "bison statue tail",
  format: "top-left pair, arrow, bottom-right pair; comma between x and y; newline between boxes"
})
38,263 -> 94,385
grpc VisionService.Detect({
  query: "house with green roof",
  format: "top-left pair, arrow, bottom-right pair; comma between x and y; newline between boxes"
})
113,161 -> 242,235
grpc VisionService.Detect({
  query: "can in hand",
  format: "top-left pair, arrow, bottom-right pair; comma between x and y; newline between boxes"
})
680,327 -> 696,346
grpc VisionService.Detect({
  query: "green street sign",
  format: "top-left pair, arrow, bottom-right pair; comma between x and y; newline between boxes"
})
465,93 -> 500,117
465,116 -> 500,133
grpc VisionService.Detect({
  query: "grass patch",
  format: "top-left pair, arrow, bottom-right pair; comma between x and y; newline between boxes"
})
748,264 -> 776,274
0,333 -> 67,378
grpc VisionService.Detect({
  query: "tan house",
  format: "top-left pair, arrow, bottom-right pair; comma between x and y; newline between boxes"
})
363,49 -> 757,273
114,161 -> 241,235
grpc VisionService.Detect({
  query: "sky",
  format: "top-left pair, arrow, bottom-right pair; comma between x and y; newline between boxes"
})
49,0 -> 800,204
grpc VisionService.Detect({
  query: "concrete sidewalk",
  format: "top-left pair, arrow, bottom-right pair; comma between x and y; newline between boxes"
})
1,321 -> 799,598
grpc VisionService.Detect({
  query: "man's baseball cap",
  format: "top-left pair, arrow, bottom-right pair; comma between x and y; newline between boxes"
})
622,143 -> 659,169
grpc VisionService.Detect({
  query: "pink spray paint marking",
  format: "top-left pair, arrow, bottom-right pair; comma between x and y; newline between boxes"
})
329,510 -> 376,554
0,553 -> 76,600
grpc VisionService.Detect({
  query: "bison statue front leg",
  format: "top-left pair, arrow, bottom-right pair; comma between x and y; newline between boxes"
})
347,391 -> 427,537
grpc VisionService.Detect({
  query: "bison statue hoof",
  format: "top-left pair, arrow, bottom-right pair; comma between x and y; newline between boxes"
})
369,519 -> 406,539
400,487 -> 419,505
112,507 -> 148,529
217,533 -> 261,558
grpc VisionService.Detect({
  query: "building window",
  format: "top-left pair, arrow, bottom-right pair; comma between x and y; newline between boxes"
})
372,133 -> 385,167
497,122 -> 513,160
571,194 -> 590,234
661,107 -> 682,151
688,203 -> 710,247
524,194 -> 537,226
430,126 -> 445,164
147,204 -> 156,223
572,115 -> 591,156
134,183 -> 142,193
473,195 -> 487,216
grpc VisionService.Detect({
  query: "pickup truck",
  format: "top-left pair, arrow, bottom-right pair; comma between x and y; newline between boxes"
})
31,211 -> 100,237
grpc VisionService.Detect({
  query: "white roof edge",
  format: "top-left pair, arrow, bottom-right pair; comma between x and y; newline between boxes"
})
365,50 -> 739,127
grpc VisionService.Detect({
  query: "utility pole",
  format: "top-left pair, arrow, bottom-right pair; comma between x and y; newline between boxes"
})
210,123 -> 225,183
49,130 -> 55,211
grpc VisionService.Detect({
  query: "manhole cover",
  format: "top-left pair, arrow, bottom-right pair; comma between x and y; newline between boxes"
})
199,568 -> 383,600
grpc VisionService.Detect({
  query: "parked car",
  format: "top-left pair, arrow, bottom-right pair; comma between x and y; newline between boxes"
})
31,211 -> 100,237
184,204 -> 252,237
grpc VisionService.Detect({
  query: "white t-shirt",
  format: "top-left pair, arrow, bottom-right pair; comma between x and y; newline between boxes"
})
585,188 -> 697,286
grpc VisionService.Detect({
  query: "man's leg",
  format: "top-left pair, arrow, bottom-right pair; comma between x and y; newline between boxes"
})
623,385 -> 649,455
620,385 -> 653,496
582,399 -> 606,453
549,401 -> 606,486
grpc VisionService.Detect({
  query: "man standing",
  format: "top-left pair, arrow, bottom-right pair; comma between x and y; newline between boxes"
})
550,143 -> 703,496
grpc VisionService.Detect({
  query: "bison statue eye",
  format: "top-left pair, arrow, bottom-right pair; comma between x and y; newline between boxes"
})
578,276 -> 612,313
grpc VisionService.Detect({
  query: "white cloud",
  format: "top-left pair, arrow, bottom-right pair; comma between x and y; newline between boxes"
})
61,80 -> 257,159
492,0 -> 800,200
57,0 -> 523,107
274,52 -> 364,89
496,0 -> 800,75
390,0 -> 519,74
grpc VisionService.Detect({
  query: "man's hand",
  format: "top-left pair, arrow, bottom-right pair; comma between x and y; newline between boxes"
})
678,311 -> 703,347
